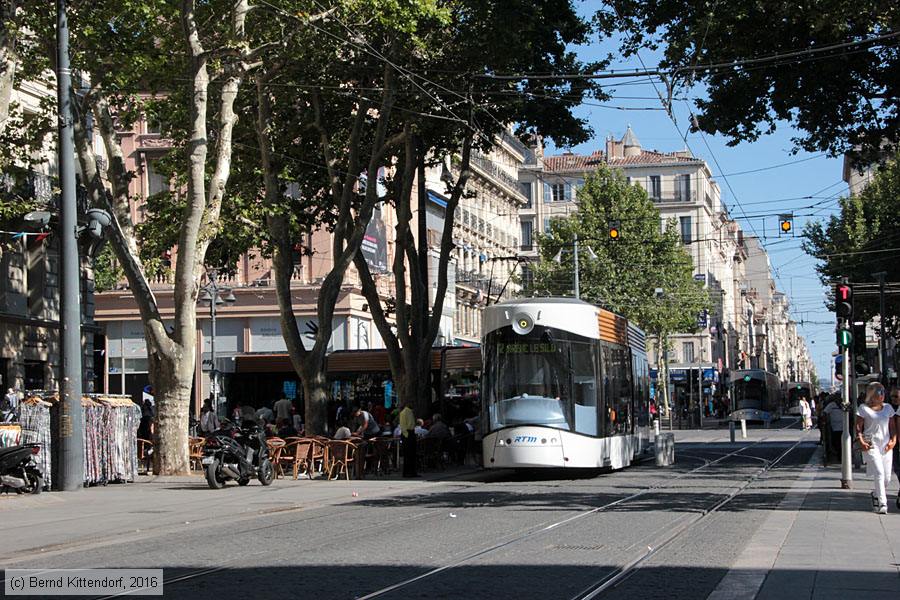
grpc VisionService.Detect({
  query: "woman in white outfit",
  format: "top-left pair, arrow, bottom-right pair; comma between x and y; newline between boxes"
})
856,382 -> 897,514
799,398 -> 812,430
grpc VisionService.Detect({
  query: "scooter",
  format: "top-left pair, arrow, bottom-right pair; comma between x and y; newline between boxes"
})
201,421 -> 274,489
0,443 -> 44,494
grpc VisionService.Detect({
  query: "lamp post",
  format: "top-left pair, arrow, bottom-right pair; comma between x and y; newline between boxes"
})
198,270 -> 236,416
553,233 -> 596,299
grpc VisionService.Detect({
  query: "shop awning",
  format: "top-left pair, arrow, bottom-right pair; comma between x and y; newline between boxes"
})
235,346 -> 482,375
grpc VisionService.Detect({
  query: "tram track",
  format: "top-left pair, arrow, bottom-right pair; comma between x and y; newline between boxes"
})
355,422 -> 807,600
568,436 -> 807,600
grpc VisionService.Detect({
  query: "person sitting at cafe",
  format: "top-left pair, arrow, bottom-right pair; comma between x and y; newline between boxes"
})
334,419 -> 353,440
426,413 -> 451,440
276,417 -> 297,438
352,405 -> 381,438
414,418 -> 429,438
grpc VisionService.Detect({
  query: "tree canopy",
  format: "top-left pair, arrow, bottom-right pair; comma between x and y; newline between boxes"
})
803,152 -> 900,335
532,166 -> 709,338
598,0 -> 900,164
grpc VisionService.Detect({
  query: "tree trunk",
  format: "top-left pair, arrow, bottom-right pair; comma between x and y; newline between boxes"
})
0,0 -> 18,132
149,350 -> 193,475
300,366 -> 328,436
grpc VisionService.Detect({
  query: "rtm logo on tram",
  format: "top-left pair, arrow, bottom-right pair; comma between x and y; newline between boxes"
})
513,436 -> 539,444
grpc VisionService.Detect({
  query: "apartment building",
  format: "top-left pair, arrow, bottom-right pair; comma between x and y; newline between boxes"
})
0,80 -> 98,394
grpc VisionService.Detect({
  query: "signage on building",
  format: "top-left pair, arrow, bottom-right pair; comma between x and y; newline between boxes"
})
693,273 -> 706,282
283,380 -> 297,399
361,202 -> 388,273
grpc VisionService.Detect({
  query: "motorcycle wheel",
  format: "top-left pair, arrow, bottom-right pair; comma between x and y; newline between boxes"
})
237,478 -> 250,486
205,460 -> 227,489
24,468 -> 43,495
258,459 -> 275,486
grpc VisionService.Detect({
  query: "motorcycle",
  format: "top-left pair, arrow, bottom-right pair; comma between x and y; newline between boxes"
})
201,421 -> 274,489
0,443 -> 44,494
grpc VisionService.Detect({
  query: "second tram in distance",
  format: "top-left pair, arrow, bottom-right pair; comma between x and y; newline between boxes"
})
481,298 -> 651,469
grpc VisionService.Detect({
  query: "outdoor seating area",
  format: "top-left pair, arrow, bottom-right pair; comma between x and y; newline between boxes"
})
175,431 -> 476,481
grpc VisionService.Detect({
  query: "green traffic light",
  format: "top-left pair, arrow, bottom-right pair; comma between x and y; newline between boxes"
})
837,329 -> 852,348
743,375 -> 751,382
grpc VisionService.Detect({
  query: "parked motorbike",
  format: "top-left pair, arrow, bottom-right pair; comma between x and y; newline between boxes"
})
0,443 -> 44,494
201,421 -> 274,489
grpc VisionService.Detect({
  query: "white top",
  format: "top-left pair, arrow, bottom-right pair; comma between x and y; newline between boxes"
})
799,399 -> 811,417
856,404 -> 895,445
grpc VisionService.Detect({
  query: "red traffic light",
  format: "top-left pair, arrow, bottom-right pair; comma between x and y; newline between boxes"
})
835,284 -> 852,319
836,284 -> 851,302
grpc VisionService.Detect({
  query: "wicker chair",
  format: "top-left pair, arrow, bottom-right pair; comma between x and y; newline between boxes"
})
325,440 -> 358,480
283,438 -> 315,480
188,437 -> 206,471
266,437 -> 286,478
137,438 -> 153,474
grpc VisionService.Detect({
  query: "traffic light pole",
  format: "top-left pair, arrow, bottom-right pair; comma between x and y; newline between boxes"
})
840,345 -> 852,488
573,233 -> 580,300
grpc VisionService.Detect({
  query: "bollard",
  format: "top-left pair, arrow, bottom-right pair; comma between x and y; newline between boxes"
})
654,418 -> 660,437
655,432 -> 675,466
741,419 -> 747,439
729,420 -> 735,443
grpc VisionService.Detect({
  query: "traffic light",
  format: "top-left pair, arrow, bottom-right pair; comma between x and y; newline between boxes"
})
608,219 -> 621,240
835,282 -> 853,348
778,214 -> 793,235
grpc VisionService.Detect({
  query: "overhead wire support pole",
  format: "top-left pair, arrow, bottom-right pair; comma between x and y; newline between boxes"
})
55,0 -> 84,492
573,232 -> 580,300
874,271 -> 888,384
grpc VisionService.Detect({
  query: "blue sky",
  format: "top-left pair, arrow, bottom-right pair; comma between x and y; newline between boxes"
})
544,27 -> 844,385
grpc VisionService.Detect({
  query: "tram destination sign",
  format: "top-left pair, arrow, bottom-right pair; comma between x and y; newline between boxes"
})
498,342 -> 559,354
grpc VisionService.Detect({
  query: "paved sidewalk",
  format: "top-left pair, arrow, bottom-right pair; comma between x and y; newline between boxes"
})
714,449 -> 900,599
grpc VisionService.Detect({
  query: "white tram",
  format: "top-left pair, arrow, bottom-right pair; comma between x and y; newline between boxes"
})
481,298 -> 651,469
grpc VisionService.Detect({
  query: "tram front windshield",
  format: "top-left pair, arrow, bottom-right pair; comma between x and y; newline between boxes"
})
734,378 -> 767,411
483,327 -> 590,432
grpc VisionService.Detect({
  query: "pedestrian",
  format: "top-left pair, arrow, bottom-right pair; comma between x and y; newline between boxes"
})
822,393 -> 844,459
855,382 -> 896,514
399,400 -> 417,477
799,397 -> 812,430
199,398 -> 220,434
274,397 -> 293,423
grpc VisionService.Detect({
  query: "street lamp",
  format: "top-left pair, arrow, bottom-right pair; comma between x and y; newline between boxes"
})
198,269 -> 236,416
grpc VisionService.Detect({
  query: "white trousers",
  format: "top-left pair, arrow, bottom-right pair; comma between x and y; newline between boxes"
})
866,445 -> 894,507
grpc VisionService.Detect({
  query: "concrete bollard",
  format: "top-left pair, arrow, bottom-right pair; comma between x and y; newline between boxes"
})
655,432 -> 675,467
741,419 -> 747,439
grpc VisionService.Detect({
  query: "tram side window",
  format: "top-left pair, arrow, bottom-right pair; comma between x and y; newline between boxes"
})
602,346 -> 631,435
572,342 -> 598,436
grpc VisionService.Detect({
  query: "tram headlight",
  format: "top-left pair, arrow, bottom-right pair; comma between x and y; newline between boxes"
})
512,313 -> 534,335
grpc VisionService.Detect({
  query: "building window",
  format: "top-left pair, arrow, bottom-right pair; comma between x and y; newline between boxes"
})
545,181 -> 572,203
682,342 -> 695,363
520,220 -> 533,250
680,216 -> 693,244
676,174 -> 691,201
649,175 -> 661,200
521,265 -> 534,292
147,159 -> 168,197
26,247 -> 45,317
543,218 -> 551,234
520,182 -> 532,208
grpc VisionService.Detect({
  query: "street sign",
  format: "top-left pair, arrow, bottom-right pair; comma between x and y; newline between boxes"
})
693,273 -> 706,282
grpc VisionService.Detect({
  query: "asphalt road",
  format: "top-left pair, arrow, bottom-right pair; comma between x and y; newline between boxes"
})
0,427 -> 818,600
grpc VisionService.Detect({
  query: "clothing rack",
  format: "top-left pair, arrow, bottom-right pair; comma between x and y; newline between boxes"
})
17,391 -> 141,487
0,423 -> 21,448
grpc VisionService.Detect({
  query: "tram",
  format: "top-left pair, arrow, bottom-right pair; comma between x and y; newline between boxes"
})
480,298 -> 651,469
784,381 -> 815,416
729,369 -> 782,423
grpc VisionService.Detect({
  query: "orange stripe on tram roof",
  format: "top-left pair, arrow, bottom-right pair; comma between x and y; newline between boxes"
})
597,309 -> 628,345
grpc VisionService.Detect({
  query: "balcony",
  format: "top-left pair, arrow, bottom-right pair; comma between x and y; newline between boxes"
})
653,189 -> 698,203
470,152 -> 528,203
